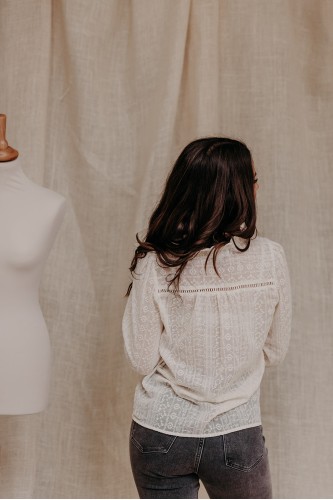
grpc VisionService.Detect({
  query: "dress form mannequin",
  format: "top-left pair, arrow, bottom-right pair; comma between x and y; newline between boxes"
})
0,114 -> 66,414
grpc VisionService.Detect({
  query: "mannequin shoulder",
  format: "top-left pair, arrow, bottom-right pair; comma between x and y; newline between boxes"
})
25,178 -> 64,203
41,188 -> 67,227
40,186 -> 67,212
25,183 -> 67,226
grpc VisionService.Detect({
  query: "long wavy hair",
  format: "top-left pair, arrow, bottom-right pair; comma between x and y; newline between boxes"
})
126,137 -> 258,296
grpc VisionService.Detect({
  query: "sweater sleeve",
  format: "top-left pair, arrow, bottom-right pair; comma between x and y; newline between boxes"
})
122,253 -> 164,376
263,243 -> 292,367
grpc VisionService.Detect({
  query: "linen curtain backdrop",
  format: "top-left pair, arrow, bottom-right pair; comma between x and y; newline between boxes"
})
0,0 -> 332,498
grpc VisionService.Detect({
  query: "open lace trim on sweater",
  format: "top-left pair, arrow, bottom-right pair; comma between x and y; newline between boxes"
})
157,281 -> 275,294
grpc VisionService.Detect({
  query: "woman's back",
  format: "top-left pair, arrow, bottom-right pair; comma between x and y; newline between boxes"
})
122,234 -> 292,437
124,137 -> 291,497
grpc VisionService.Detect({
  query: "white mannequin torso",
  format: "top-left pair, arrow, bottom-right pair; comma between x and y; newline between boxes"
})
0,156 -> 66,414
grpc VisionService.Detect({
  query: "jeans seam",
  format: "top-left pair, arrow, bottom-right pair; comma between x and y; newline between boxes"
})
194,438 -> 205,473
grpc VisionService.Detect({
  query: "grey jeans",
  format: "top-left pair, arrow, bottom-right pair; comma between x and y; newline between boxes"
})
129,420 -> 273,499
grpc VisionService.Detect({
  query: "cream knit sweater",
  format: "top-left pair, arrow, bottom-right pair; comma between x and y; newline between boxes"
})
122,235 -> 292,437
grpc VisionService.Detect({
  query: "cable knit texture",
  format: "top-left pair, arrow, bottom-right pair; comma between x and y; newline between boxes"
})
122,235 -> 292,437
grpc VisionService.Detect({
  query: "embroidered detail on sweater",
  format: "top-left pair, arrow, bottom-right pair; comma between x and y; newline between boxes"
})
157,281 -> 274,294
122,237 -> 292,436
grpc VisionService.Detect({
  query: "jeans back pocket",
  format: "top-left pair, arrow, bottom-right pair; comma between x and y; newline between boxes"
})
130,420 -> 177,454
223,425 -> 265,472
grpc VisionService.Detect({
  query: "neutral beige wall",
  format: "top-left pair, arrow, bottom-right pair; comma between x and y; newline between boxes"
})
0,0 -> 332,497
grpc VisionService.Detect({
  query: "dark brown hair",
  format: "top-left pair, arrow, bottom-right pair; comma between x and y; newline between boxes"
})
126,136 -> 258,296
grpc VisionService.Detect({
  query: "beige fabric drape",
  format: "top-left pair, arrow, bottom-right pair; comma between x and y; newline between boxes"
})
0,0 -> 332,497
